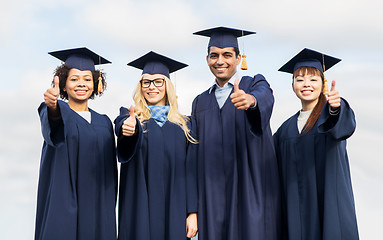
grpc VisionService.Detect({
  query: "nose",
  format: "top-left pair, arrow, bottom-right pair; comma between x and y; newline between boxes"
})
303,79 -> 311,87
148,81 -> 156,89
217,55 -> 224,65
77,80 -> 86,86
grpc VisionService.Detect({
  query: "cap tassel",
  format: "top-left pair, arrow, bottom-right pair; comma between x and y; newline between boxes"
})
98,75 -> 103,93
241,54 -> 248,70
322,77 -> 328,95
97,55 -> 103,93
322,54 -> 327,95
240,30 -> 248,70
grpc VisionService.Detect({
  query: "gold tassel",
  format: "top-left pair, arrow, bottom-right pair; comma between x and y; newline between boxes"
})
322,77 -> 328,95
98,75 -> 103,93
322,54 -> 328,95
240,30 -> 248,70
97,55 -> 103,93
241,54 -> 248,70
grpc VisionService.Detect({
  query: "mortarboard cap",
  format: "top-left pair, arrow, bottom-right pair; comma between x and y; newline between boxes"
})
48,47 -> 111,71
127,51 -> 188,78
278,48 -> 341,74
193,26 -> 255,49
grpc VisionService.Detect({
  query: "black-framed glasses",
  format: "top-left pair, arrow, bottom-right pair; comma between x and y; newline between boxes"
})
140,78 -> 165,88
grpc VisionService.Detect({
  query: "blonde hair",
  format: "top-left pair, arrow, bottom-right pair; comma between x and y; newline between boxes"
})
133,75 -> 197,143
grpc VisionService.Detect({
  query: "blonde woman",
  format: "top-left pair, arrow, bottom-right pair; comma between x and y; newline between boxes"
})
114,52 -> 198,240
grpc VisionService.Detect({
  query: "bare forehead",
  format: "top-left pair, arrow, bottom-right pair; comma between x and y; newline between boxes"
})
68,68 -> 92,76
141,73 -> 166,80
209,46 -> 236,54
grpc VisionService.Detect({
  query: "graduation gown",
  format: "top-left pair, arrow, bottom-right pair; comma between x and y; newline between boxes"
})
191,75 -> 282,240
35,100 -> 117,240
273,98 -> 359,240
114,107 -> 198,240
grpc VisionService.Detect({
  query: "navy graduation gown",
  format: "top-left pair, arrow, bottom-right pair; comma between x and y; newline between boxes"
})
114,107 -> 198,240
35,100 -> 117,240
273,99 -> 359,240
191,75 -> 282,240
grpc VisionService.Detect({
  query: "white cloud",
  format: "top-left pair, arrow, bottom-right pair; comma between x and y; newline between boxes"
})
215,0 -> 383,48
80,0 -> 205,50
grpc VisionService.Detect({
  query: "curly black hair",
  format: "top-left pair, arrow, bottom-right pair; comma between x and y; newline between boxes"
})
52,64 -> 107,100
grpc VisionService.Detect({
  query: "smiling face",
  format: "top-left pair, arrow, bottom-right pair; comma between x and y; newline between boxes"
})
141,73 -> 167,106
64,68 -> 94,104
292,67 -> 323,110
207,46 -> 241,84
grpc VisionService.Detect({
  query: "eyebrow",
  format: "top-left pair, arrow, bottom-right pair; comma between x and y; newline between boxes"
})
69,74 -> 92,78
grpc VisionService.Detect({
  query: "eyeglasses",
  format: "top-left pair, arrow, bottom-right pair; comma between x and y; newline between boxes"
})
140,78 -> 165,88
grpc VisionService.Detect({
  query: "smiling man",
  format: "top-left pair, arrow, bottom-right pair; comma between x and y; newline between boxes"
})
192,27 -> 282,240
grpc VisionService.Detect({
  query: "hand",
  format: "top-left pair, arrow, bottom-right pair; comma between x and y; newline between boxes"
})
44,76 -> 60,110
230,79 -> 255,110
327,80 -> 341,109
186,213 -> 198,238
122,105 -> 136,137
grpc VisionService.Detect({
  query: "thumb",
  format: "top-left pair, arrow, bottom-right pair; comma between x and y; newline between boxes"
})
129,105 -> 135,118
330,80 -> 336,92
233,78 -> 240,92
53,76 -> 60,93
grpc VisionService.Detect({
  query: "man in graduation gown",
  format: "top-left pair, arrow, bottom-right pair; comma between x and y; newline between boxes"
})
192,27 -> 282,240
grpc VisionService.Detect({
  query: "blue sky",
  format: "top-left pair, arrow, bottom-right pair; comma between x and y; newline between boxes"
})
1,0 -> 382,239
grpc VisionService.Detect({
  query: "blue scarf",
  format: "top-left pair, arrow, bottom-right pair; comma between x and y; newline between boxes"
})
148,105 -> 170,127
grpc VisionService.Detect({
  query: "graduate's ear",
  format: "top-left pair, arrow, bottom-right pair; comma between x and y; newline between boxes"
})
236,54 -> 241,66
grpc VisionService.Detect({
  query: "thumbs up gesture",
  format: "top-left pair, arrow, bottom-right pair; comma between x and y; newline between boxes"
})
230,79 -> 256,110
122,105 -> 137,137
44,76 -> 60,111
327,80 -> 341,109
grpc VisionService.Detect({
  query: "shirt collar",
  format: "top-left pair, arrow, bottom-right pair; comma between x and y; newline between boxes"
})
208,71 -> 242,94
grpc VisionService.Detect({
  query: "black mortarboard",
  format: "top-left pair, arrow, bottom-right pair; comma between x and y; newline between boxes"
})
193,26 -> 255,49
278,48 -> 341,74
127,51 -> 188,78
48,47 -> 111,71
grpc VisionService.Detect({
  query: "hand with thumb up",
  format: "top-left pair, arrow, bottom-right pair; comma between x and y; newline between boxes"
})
122,105 -> 137,137
327,80 -> 341,109
44,76 -> 60,115
230,79 -> 256,110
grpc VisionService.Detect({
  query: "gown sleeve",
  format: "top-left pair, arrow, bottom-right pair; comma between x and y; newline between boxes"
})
185,117 -> 198,214
114,107 -> 142,163
245,74 -> 275,135
38,101 -> 65,147
318,98 -> 356,141
191,95 -> 199,118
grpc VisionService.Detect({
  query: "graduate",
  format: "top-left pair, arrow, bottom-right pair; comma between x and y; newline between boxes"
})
35,47 -> 117,240
114,51 -> 198,240
274,48 -> 359,239
192,27 -> 281,240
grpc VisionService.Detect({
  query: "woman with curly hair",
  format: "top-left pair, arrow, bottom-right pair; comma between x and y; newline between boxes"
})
114,51 -> 198,240
35,48 -> 117,240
